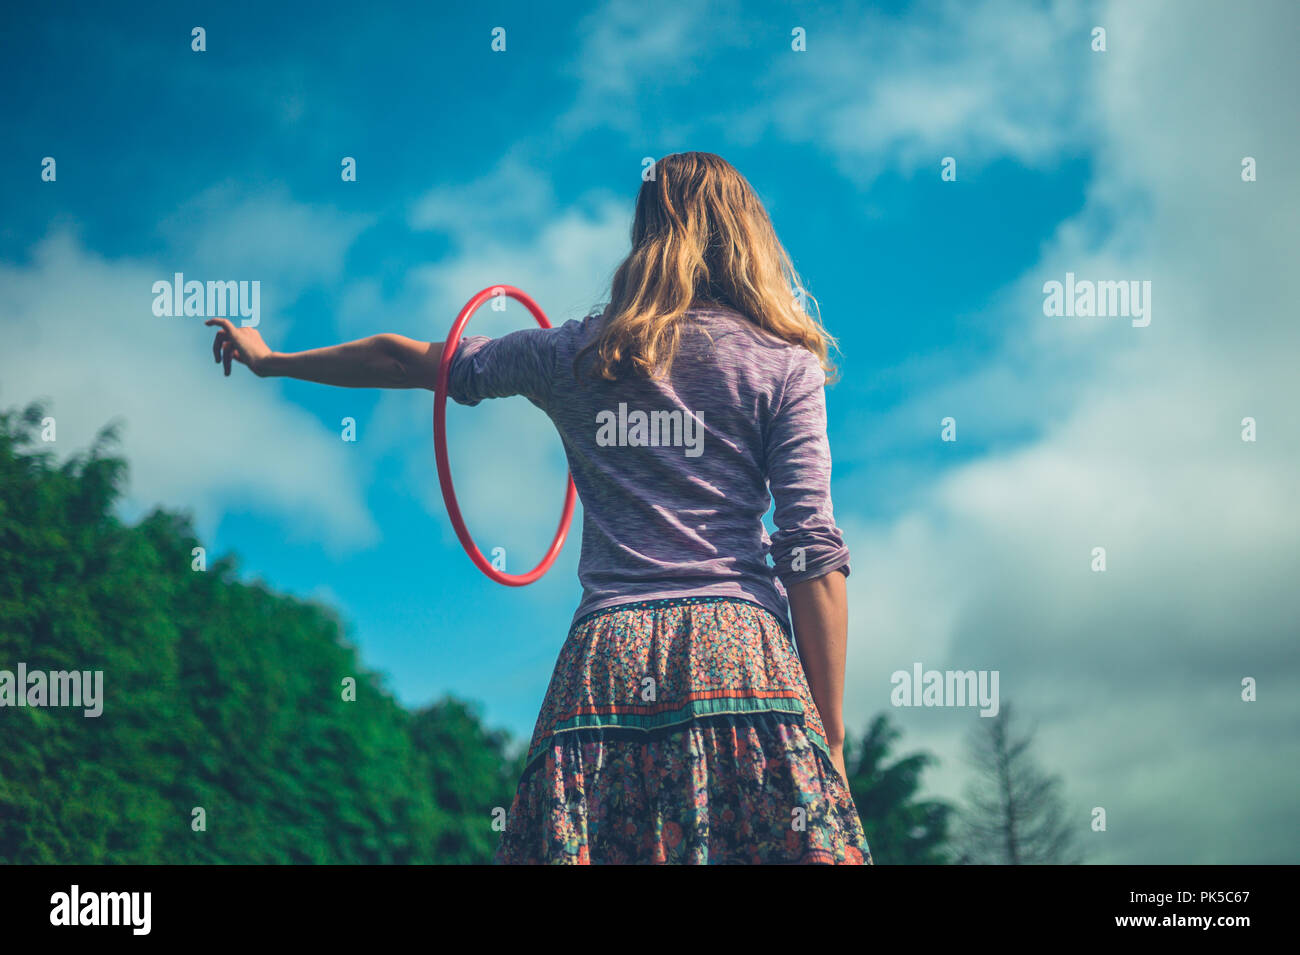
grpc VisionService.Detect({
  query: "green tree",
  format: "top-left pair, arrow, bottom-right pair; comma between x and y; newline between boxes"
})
411,698 -> 526,864
954,702 -> 1082,865
0,401 -> 516,864
843,713 -> 956,864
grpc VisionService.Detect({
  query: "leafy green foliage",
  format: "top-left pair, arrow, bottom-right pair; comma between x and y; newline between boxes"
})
953,702 -> 1083,865
843,713 -> 956,864
0,402 -> 515,864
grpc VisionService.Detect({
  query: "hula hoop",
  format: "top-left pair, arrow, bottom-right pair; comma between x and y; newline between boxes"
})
433,285 -> 576,586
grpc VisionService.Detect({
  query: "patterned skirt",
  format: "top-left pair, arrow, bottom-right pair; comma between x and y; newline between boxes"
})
495,596 -> 873,864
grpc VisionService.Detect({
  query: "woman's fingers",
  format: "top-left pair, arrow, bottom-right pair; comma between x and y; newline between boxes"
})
205,318 -> 269,378
207,318 -> 248,376
206,318 -> 234,365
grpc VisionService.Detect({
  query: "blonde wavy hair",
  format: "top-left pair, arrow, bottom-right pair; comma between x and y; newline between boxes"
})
575,152 -> 838,382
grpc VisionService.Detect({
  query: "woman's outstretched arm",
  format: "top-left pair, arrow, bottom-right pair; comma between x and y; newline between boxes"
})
206,318 -> 444,390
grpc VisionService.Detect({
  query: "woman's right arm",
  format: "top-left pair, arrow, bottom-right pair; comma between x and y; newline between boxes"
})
206,318 -> 444,390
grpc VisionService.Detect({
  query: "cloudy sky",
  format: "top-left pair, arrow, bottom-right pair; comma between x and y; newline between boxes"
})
1,0 -> 1295,863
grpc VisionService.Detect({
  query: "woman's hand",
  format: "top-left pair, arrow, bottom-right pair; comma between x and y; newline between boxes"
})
206,318 -> 273,377
827,742 -> 850,784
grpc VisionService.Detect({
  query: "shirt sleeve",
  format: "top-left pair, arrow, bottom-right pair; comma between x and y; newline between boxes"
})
765,348 -> 851,586
445,325 -> 559,411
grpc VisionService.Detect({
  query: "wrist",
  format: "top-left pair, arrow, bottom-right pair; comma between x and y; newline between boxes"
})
257,352 -> 286,378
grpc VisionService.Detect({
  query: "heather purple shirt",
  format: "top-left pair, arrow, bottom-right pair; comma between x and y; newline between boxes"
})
446,306 -> 850,631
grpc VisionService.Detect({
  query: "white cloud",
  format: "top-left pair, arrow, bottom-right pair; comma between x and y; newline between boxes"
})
0,230 -> 379,554
558,0 -> 714,136
157,181 -> 373,337
739,0 -> 1092,185
557,0 -> 1093,181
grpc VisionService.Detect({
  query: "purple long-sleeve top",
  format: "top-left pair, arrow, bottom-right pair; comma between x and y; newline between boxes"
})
446,306 -> 850,631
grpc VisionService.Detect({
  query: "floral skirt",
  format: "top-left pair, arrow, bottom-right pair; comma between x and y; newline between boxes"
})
495,596 -> 873,864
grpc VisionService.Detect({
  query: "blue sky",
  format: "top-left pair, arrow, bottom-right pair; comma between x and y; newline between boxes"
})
3,0 -> 1297,863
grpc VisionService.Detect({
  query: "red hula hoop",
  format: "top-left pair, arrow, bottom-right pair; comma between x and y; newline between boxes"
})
433,285 -> 577,586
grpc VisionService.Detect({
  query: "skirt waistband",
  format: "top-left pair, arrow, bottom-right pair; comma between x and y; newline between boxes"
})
570,594 -> 792,637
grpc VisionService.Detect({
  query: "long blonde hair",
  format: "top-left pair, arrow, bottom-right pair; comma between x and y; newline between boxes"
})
575,152 -> 838,382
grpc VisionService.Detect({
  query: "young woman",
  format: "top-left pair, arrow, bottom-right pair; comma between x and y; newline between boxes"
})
207,152 -> 872,865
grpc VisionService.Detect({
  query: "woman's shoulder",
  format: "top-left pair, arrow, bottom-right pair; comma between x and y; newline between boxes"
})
685,305 -> 814,368
539,310 -> 603,352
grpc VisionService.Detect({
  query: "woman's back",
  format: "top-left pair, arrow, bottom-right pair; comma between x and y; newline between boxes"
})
447,304 -> 850,628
